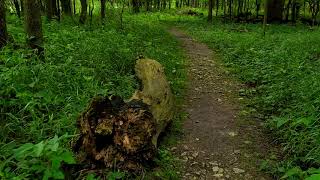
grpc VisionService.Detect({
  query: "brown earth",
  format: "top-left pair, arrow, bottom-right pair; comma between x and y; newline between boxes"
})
168,28 -> 275,180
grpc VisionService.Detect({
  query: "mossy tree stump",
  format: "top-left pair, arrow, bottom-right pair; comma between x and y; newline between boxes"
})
75,58 -> 174,172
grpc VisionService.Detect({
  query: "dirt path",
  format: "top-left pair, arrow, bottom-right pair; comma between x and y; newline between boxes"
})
168,28 -> 273,180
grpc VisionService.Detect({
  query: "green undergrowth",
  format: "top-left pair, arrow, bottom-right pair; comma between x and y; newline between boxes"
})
172,15 -> 320,179
0,13 -> 186,179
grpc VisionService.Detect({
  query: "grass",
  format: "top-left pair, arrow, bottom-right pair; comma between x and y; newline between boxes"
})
169,14 -> 320,178
0,12 -> 187,179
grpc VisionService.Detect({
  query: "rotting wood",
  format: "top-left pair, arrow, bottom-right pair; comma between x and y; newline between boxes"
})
74,58 -> 174,172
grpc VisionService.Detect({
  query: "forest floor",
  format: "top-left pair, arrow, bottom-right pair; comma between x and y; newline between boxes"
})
168,27 -> 274,180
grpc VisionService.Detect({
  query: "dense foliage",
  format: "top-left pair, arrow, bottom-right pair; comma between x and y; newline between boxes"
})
0,14 -> 186,179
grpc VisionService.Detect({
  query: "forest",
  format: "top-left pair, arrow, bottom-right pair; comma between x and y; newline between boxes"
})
1,0 -> 320,179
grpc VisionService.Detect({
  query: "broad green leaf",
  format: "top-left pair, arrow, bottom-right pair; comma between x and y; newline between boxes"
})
51,170 -> 64,179
60,151 -> 76,164
13,143 -> 34,158
33,141 -> 45,157
86,173 -> 96,180
48,135 -> 59,152
308,168 -> 320,175
51,157 -> 63,170
281,167 -> 302,179
305,174 -> 320,180
275,117 -> 289,128
43,169 -> 51,180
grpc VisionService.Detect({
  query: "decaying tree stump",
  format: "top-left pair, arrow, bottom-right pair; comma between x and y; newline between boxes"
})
131,58 -> 174,147
75,58 -> 174,172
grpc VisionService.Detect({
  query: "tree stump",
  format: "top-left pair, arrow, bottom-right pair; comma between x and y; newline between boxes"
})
75,58 -> 174,172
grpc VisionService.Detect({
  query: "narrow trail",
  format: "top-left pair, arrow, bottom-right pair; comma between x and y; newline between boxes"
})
168,28 -> 273,180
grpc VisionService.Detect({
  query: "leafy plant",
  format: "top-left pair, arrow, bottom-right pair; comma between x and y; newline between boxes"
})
0,135 -> 75,179
281,167 -> 320,179
1,12 -> 187,179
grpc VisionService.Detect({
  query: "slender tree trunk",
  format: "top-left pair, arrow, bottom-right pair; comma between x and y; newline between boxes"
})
79,0 -> 87,24
208,0 -> 213,22
46,0 -> 53,20
291,0 -> 296,23
24,0 -> 44,54
216,0 -> 219,16
285,0 -> 291,22
52,0 -> 57,17
21,0 -> 24,13
263,0 -> 267,35
267,0 -> 284,22
101,0 -> 106,20
89,0 -> 93,24
61,0 -> 72,15
0,0 -> 8,48
132,0 -> 140,13
73,0 -> 76,14
56,0 -> 61,21
13,0 -> 21,18
229,0 -> 232,19
295,3 -> 300,22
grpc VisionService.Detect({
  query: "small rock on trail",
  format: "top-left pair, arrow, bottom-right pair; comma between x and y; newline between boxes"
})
168,28 -> 274,179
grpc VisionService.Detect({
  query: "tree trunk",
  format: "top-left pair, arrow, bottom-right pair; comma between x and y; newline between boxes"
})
229,0 -> 232,19
216,0 -> 219,16
263,0 -> 267,35
256,0 -> 260,18
79,0 -> 87,24
75,58 -> 174,172
46,0 -> 53,20
0,0 -> 8,48
291,0 -> 296,23
24,0 -> 44,54
285,0 -> 291,22
13,0 -> 21,18
208,0 -> 213,22
56,0 -> 61,21
73,0 -> 76,14
21,0 -> 24,13
132,0 -> 140,13
267,0 -> 284,22
61,0 -> 72,15
101,0 -> 106,19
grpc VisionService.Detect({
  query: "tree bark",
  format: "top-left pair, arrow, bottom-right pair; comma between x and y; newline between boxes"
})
46,0 -> 53,20
79,0 -> 87,24
73,0 -> 76,14
56,0 -> 61,21
132,0 -> 140,13
24,0 -> 44,54
291,0 -> 296,23
101,0 -> 106,20
208,0 -> 213,21
61,0 -> 72,15
75,58 -> 174,172
263,0 -> 267,35
13,0 -> 21,18
216,0 -> 219,16
0,0 -> 8,48
267,0 -> 284,22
